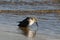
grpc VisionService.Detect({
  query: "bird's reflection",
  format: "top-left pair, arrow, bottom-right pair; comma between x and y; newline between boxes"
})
18,26 -> 36,38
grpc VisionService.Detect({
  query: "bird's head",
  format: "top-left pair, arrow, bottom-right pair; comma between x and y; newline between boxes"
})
27,17 -> 38,26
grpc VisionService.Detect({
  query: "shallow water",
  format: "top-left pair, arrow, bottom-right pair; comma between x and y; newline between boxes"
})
0,0 -> 60,40
0,13 -> 60,37
0,3 -> 60,10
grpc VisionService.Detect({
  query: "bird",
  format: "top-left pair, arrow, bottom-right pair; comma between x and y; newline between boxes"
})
18,17 -> 38,37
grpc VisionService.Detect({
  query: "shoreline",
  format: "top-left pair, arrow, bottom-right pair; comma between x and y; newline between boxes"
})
0,10 -> 60,15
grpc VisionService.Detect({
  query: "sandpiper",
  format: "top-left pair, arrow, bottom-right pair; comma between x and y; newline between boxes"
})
18,17 -> 38,37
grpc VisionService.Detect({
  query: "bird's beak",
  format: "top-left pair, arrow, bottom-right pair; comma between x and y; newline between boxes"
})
36,22 -> 38,27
